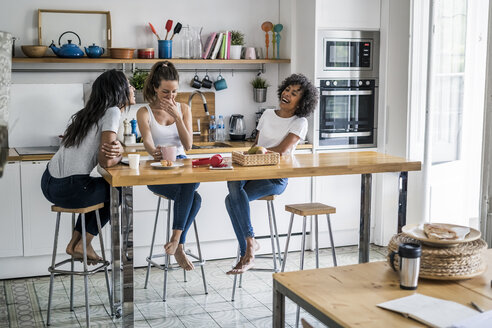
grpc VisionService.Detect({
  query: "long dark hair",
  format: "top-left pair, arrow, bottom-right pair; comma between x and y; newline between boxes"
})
277,74 -> 319,118
143,61 -> 179,103
63,70 -> 130,148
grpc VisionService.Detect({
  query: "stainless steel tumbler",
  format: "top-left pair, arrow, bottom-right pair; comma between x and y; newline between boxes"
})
390,243 -> 422,290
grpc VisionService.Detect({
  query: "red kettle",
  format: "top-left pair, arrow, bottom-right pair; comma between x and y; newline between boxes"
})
192,154 -> 223,167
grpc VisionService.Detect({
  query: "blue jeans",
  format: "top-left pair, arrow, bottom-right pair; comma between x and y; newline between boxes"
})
40,167 -> 115,236
147,183 -> 201,244
225,179 -> 288,256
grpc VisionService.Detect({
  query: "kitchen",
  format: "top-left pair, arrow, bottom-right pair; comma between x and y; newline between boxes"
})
1,0 -> 492,327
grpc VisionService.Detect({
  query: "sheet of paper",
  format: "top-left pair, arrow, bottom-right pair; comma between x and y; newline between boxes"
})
450,310 -> 492,328
377,294 -> 479,328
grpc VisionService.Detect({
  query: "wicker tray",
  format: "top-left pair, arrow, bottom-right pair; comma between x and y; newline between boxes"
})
232,150 -> 280,166
387,233 -> 487,280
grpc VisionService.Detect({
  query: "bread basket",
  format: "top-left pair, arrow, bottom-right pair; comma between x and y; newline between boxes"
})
232,150 -> 280,166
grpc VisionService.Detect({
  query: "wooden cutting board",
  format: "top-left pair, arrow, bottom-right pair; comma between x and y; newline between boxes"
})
175,92 -> 215,134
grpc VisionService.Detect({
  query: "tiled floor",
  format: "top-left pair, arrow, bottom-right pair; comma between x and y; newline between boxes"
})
0,245 -> 388,328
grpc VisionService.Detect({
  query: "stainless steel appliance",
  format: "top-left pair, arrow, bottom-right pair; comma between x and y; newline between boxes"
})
229,114 -> 246,141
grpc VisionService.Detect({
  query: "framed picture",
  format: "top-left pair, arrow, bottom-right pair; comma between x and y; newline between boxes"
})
38,9 -> 112,55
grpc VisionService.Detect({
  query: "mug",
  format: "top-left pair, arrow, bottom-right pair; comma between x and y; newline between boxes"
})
127,153 -> 140,170
190,74 -> 202,89
202,74 -> 213,89
160,145 -> 177,161
390,243 -> 422,290
244,47 -> 256,60
158,40 -> 172,59
214,74 -> 227,91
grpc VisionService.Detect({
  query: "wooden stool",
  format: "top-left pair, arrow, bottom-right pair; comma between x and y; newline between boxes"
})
231,195 -> 282,301
144,193 -> 208,301
282,202 -> 337,328
47,203 -> 112,327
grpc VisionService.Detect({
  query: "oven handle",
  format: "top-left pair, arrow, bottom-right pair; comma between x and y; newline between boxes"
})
321,131 -> 372,138
321,90 -> 373,96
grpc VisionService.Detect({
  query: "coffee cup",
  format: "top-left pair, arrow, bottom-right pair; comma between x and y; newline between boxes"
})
202,74 -> 213,89
390,243 -> 422,290
160,145 -> 177,161
190,74 -> 202,89
214,74 -> 227,91
127,153 -> 140,170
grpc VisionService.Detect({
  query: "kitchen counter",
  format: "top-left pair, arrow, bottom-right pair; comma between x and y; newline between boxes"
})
7,142 -> 313,161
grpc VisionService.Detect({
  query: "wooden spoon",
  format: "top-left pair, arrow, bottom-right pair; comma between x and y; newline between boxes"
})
261,21 -> 273,59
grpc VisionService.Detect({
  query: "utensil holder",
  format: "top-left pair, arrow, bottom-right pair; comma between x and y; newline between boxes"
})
159,40 -> 172,59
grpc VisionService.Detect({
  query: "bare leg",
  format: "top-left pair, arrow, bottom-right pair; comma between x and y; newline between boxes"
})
174,244 -> 195,271
227,237 -> 257,275
73,232 -> 102,265
66,230 -> 81,257
164,229 -> 182,255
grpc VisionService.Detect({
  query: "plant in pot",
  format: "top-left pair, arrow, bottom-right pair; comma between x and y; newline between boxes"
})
251,76 -> 270,103
230,30 -> 245,60
129,69 -> 148,103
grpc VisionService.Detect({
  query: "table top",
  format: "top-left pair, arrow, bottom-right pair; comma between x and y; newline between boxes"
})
273,249 -> 492,328
98,151 -> 421,187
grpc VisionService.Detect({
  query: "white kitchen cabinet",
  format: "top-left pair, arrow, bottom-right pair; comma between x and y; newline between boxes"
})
316,0 -> 381,30
0,162 -> 23,257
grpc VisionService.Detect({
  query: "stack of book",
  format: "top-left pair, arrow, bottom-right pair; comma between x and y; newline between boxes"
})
202,31 -> 232,59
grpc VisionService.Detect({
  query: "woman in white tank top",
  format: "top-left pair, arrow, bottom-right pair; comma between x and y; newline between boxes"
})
137,61 -> 200,271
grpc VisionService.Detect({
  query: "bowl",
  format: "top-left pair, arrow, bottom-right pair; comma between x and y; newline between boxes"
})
109,48 -> 135,59
21,45 -> 48,58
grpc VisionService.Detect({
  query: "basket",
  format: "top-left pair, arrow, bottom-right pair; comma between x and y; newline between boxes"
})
387,233 -> 487,280
232,150 -> 280,166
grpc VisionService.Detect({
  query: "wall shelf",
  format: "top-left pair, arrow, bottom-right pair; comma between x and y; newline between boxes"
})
12,57 -> 290,64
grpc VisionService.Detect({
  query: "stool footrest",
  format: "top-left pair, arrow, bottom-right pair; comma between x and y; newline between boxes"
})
48,259 -> 110,276
146,253 -> 206,271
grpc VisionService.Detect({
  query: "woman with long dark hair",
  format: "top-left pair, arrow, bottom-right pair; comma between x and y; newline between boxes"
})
41,69 -> 135,263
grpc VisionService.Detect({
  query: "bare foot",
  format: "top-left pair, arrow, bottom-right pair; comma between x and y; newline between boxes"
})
73,242 -> 102,265
164,240 -> 179,255
66,231 -> 81,257
174,244 -> 194,271
226,256 -> 255,275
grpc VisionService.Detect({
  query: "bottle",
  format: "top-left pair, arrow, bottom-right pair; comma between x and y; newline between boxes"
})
209,115 -> 216,142
181,26 -> 191,59
216,115 -> 224,141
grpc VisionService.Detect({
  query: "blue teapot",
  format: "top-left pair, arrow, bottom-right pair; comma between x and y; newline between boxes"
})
85,43 -> 105,58
49,31 -> 84,58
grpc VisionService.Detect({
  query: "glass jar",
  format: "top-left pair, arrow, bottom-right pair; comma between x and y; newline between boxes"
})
180,26 -> 191,59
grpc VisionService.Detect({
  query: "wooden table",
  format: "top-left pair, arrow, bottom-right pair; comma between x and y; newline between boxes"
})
273,249 -> 492,328
98,151 -> 421,326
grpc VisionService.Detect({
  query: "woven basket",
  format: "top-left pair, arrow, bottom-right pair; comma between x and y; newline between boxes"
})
387,233 -> 487,280
232,150 -> 280,166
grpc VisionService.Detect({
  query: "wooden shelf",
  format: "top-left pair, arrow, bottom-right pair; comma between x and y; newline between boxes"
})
12,57 -> 290,64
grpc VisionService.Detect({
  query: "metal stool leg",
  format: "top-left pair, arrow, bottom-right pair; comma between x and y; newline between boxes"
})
163,199 -> 172,302
145,197 -> 161,289
270,200 -> 282,267
70,213 -> 75,312
95,209 -> 114,315
267,202 -> 278,272
239,272 -> 243,288
193,220 -> 208,295
81,214 -> 90,327
231,246 -> 241,301
281,213 -> 295,272
46,212 -> 61,326
296,216 -> 308,328
315,215 -> 319,269
327,214 -> 337,266
183,264 -> 187,282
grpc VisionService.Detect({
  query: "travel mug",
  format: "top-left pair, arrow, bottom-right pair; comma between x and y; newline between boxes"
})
390,243 -> 422,290
158,40 -> 172,59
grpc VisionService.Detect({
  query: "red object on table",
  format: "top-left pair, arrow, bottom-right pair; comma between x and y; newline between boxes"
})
192,154 -> 223,167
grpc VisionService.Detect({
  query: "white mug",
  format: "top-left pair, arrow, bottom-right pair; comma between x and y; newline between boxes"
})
127,153 -> 140,169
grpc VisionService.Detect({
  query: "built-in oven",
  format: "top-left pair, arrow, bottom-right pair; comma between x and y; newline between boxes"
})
318,79 -> 377,148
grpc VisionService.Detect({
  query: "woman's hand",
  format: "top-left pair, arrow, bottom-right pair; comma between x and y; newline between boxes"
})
101,140 -> 124,159
159,98 -> 182,121
152,146 -> 162,160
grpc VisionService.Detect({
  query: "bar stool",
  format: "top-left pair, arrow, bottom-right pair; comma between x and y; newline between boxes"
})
47,203 -> 112,327
231,195 -> 282,301
144,193 -> 208,301
282,202 -> 337,328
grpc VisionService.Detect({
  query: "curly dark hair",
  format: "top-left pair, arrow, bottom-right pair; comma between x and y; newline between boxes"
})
277,74 -> 319,118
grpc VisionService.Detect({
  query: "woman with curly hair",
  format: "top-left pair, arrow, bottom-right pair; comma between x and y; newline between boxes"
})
225,73 -> 319,274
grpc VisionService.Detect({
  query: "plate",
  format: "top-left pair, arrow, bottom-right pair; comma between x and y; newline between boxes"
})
150,162 -> 184,170
402,223 -> 481,247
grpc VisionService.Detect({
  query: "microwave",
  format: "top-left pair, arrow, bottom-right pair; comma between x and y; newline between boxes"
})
316,30 -> 380,79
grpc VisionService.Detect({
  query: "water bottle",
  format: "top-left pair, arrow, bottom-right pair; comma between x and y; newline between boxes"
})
209,115 -> 216,142
216,115 -> 224,141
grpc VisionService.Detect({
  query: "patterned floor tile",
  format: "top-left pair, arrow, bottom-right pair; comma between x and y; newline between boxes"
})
208,309 -> 253,327
135,301 -> 175,320
147,316 -> 185,327
178,312 -> 220,328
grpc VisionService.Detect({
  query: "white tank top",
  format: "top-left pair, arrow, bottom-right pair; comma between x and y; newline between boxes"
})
145,104 -> 186,156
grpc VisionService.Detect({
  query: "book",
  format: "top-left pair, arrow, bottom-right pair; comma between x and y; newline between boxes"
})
207,35 -> 219,59
226,31 -> 231,59
202,32 -> 216,59
219,32 -> 227,59
210,32 -> 223,60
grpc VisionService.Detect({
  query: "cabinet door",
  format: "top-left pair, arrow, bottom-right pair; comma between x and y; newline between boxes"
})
0,162 -> 23,257
21,161 -> 73,256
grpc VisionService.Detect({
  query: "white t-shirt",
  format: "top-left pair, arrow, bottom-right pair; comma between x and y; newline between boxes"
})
256,108 -> 308,154
49,106 -> 121,178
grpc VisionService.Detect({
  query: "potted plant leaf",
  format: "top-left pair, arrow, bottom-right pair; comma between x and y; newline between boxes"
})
230,30 -> 245,60
129,69 -> 149,103
251,76 -> 270,103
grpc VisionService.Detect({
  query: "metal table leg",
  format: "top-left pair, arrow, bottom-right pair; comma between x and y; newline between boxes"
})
110,187 -> 121,317
398,171 -> 408,233
121,186 -> 134,327
273,280 -> 285,328
359,174 -> 372,263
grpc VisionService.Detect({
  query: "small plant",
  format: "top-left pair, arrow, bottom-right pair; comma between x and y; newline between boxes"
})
129,69 -> 149,90
230,30 -> 245,46
251,76 -> 270,89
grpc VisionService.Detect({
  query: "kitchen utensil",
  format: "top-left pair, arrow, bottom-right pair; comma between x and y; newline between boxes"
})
49,31 -> 84,58
390,243 -> 421,290
192,154 -> 224,167
137,48 -> 154,59
273,24 -> 283,59
109,48 -> 135,59
148,22 -> 161,40
165,19 -> 173,40
170,22 -> 182,40
158,40 -> 172,59
84,43 -> 104,58
261,21 -> 273,59
229,114 -> 246,140
21,45 -> 48,58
